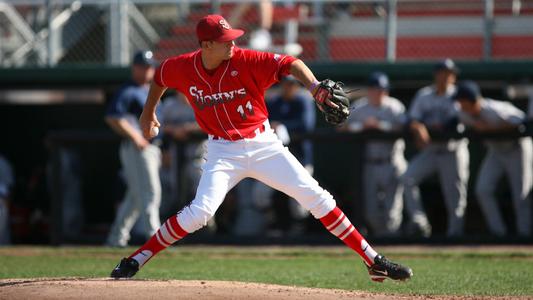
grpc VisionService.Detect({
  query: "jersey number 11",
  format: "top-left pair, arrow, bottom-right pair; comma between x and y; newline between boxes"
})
237,100 -> 254,120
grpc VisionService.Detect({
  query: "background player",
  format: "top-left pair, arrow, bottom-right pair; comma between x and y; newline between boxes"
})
344,72 -> 407,237
401,59 -> 469,237
455,81 -> 532,237
105,51 -> 162,247
110,14 -> 412,282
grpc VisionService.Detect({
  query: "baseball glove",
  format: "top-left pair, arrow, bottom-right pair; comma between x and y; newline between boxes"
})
312,79 -> 350,126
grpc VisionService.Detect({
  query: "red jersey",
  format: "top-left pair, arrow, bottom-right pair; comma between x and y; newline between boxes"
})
154,47 -> 297,140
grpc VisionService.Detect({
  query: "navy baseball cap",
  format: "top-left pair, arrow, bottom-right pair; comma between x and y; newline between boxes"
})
132,50 -> 157,67
368,72 -> 390,90
434,58 -> 459,73
453,80 -> 481,102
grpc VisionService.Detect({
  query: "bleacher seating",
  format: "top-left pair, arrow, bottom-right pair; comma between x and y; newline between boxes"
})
154,1 -> 533,62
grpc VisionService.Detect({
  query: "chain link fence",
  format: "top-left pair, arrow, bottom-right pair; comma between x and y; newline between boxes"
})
1,0 -> 533,67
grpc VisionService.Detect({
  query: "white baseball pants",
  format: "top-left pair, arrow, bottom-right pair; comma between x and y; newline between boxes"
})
177,124 -> 336,233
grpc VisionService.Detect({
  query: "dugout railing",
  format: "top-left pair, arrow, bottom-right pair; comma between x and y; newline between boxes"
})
46,124 -> 533,245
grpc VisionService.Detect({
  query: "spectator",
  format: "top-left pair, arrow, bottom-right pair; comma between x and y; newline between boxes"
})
230,0 -> 301,56
401,59 -> 469,237
249,0 -> 273,51
228,0 -> 273,51
159,93 -> 204,219
105,50 -> 161,247
0,154 -> 14,245
455,81 -> 532,237
233,75 -> 315,235
344,72 -> 407,237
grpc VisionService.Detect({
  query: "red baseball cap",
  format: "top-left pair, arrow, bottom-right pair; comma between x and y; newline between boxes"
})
196,14 -> 244,42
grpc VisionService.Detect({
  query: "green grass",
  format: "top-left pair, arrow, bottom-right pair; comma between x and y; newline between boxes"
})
0,246 -> 532,296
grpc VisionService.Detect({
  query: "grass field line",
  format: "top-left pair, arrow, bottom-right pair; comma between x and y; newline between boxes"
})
1,245 -> 532,258
1,245 -> 532,296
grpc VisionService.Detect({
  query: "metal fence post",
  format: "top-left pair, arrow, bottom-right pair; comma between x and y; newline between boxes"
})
385,0 -> 397,62
314,1 -> 329,61
483,0 -> 494,61
108,0 -> 130,66
46,0 -> 55,66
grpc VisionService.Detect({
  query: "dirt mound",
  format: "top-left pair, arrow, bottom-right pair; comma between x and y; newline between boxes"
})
0,278 -> 389,300
0,278 -> 518,300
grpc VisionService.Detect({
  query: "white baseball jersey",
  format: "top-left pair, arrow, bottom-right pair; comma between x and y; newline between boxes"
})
409,85 -> 464,150
460,98 -> 531,236
458,98 -> 525,151
347,96 -> 407,162
347,96 -> 407,235
402,84 -> 469,237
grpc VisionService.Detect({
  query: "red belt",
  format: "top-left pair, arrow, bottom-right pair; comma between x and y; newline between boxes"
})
211,124 -> 266,141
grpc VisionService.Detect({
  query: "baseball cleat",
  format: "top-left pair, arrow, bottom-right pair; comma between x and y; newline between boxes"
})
365,255 -> 413,282
110,257 -> 139,279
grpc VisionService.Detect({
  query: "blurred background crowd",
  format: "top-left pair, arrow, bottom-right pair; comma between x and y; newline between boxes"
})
1,0 -> 533,246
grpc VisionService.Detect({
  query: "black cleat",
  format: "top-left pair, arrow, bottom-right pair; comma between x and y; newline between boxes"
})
365,255 -> 413,282
110,257 -> 139,279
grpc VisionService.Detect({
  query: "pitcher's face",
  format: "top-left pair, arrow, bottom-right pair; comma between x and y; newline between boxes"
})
208,40 -> 235,60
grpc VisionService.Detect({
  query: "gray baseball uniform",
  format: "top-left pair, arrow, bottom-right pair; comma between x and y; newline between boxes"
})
348,96 -> 407,236
402,85 -> 469,237
106,81 -> 162,247
460,99 -> 532,236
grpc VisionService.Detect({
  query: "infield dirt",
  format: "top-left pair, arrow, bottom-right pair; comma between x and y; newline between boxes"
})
0,278 -> 527,300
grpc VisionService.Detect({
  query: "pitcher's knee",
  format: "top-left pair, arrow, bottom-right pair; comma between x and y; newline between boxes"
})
176,204 -> 215,233
301,189 -> 336,219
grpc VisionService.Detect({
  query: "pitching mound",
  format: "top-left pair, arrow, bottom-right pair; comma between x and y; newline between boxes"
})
0,278 -> 391,300
0,278 -> 519,300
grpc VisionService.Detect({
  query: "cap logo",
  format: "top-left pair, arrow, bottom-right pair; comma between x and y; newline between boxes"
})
231,70 -> 238,77
444,59 -> 454,68
219,19 -> 231,30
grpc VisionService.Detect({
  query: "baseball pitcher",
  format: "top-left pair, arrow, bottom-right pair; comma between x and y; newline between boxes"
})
110,15 -> 412,282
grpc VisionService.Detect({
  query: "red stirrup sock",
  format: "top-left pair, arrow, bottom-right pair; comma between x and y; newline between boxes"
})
128,214 -> 188,267
320,206 -> 378,266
